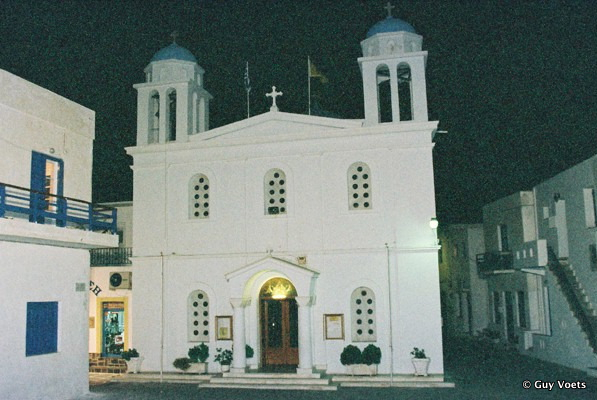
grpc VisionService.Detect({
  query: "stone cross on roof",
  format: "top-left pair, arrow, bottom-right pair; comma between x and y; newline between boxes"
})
266,86 -> 283,112
385,2 -> 395,18
170,30 -> 179,43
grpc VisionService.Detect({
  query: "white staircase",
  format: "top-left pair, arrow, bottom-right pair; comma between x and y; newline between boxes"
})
198,371 -> 337,391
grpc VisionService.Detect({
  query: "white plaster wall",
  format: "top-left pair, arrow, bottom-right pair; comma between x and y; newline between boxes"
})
0,69 -> 94,202
531,156 -> 597,370
129,115 -> 442,374
0,242 -> 90,400
483,192 -> 534,252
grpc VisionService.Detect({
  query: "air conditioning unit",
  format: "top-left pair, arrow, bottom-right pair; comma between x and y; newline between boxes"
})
109,271 -> 132,290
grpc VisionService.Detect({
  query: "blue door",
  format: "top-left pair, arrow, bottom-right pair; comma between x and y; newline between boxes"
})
30,152 -> 64,224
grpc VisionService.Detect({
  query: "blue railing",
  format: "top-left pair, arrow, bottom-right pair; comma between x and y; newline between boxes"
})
0,182 -> 117,234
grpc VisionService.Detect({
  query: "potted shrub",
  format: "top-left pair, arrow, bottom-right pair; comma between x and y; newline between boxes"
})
245,344 -> 254,359
340,344 -> 379,376
410,347 -> 430,376
214,348 -> 233,372
173,357 -> 192,372
187,343 -> 209,374
122,348 -> 143,374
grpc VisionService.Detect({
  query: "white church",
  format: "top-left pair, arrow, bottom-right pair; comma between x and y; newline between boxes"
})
127,10 -> 445,378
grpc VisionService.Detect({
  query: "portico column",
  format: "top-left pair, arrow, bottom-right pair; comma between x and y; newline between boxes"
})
295,296 -> 313,375
230,298 -> 250,373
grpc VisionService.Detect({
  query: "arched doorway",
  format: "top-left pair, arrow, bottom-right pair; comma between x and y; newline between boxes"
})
259,277 -> 299,367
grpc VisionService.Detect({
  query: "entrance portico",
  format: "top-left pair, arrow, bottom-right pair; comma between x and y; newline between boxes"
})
225,255 -> 319,375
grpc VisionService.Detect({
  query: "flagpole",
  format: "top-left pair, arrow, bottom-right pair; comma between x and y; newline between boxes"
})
245,61 -> 251,119
308,56 -> 311,115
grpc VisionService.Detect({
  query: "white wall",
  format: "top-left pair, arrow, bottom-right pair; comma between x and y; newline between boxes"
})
0,242 -> 90,400
0,69 -> 94,202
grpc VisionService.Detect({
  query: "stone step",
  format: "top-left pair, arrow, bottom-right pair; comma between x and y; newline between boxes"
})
210,377 -> 329,385
332,374 -> 454,388
198,383 -> 337,391
222,372 -> 321,379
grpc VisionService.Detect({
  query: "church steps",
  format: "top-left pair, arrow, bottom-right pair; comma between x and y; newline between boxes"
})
198,383 -> 338,391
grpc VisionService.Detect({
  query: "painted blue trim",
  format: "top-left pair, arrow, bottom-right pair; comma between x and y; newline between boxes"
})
26,302 -> 58,356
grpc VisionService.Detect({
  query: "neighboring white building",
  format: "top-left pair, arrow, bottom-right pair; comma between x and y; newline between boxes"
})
89,201 -> 133,370
439,224 -> 488,337
478,159 -> 597,374
0,70 -> 118,399
127,14 -> 445,377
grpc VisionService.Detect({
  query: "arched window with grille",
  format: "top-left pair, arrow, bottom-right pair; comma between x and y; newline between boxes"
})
264,169 -> 287,215
189,174 -> 210,219
188,290 -> 210,342
348,162 -> 372,210
148,92 -> 159,144
351,287 -> 377,342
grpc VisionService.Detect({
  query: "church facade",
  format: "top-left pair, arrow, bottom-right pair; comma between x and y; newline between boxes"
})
127,14 -> 444,376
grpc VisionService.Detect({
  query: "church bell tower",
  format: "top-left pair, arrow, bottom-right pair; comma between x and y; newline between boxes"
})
359,4 -> 429,126
134,38 -> 213,145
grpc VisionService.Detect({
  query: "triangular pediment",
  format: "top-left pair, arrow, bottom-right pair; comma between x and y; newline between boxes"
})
191,111 -> 362,144
225,255 -> 319,299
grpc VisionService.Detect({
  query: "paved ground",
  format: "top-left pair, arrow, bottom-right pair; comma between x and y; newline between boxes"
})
84,336 -> 597,399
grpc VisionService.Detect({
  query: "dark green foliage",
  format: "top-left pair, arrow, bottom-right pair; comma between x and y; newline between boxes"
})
121,348 -> 139,361
188,343 -> 209,363
245,344 -> 254,359
340,344 -> 362,365
173,357 -> 191,371
362,344 -> 381,365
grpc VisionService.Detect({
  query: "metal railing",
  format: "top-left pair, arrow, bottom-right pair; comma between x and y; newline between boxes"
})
90,247 -> 132,266
0,182 -> 117,234
476,251 -> 513,275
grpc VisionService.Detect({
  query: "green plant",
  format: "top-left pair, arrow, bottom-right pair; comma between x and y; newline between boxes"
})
410,347 -> 427,359
173,357 -> 191,371
188,343 -> 209,363
361,344 -> 381,365
121,348 -> 139,361
340,345 -> 362,365
245,344 -> 254,359
214,348 -> 233,365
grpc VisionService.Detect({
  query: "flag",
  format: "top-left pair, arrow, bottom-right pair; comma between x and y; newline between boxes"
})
309,59 -> 328,83
244,62 -> 251,93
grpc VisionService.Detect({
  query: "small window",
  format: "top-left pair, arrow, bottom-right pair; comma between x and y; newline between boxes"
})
498,225 -> 510,252
583,188 -> 597,228
26,302 -> 58,356
590,244 -> 597,271
188,290 -> 210,342
493,291 -> 502,324
264,169 -> 287,215
348,162 -> 372,210
189,174 -> 210,219
351,287 -> 377,342
517,291 -> 527,328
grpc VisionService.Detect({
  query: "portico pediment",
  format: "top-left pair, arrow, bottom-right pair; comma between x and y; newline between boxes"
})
225,255 -> 319,299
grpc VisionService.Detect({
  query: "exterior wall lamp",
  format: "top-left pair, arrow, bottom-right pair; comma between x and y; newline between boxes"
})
429,217 -> 439,229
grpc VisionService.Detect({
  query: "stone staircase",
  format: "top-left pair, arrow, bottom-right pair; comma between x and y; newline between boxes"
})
547,248 -> 597,354
89,353 -> 127,374
198,371 -> 337,391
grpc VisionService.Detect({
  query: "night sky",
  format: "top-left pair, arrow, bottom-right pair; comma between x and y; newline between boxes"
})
2,0 -> 596,223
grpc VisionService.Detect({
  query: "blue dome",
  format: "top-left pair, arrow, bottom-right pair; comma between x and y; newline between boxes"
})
366,17 -> 416,38
151,43 -> 197,63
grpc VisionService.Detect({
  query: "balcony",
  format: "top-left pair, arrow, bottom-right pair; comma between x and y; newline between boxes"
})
90,247 -> 132,266
0,182 -> 118,249
476,251 -> 513,275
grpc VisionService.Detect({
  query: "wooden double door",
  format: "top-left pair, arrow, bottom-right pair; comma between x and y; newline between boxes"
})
260,298 -> 299,366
